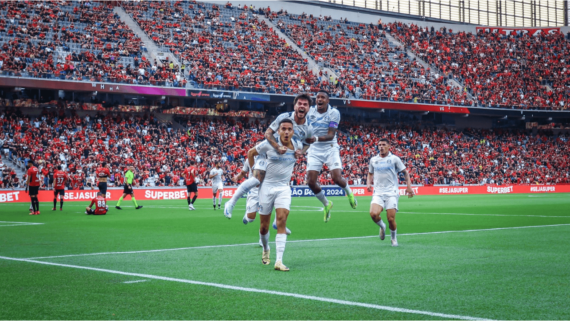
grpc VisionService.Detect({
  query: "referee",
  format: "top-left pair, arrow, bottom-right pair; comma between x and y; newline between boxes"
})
115,166 -> 143,210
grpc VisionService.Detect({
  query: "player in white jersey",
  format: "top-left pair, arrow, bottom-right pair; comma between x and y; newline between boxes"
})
304,90 -> 357,223
248,118 -> 303,271
224,93 -> 313,221
209,162 -> 224,210
366,138 -> 414,247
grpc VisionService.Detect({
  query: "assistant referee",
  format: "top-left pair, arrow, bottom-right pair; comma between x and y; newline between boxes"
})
116,166 -> 143,210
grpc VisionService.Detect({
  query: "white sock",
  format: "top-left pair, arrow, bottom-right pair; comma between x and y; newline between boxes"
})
315,191 -> 329,207
376,219 -> 386,230
212,196 -> 216,206
218,192 -> 222,206
275,233 -> 287,262
391,229 -> 397,240
228,177 -> 260,205
260,231 -> 270,251
343,183 -> 352,195
30,203 -> 33,210
244,213 -> 255,223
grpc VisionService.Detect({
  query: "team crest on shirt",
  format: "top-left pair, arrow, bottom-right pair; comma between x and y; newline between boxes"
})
387,160 -> 392,164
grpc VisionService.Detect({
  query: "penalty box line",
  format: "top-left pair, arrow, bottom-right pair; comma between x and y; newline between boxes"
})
0,255 -> 490,321
25,224 -> 570,260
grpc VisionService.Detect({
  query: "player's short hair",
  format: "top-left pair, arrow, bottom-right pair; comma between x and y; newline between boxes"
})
97,192 -> 104,196
57,165 -> 62,170
102,162 -> 107,167
379,138 -> 390,145
316,90 -> 330,98
294,93 -> 312,106
27,161 -> 34,167
279,118 -> 294,128
190,160 -> 195,165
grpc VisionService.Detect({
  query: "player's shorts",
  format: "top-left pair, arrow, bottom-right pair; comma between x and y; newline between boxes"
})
186,182 -> 198,193
87,206 -> 108,215
307,147 -> 342,172
97,182 -> 107,195
258,185 -> 291,215
28,186 -> 40,196
245,188 -> 259,214
371,194 -> 399,212
123,184 -> 133,195
54,189 -> 65,197
252,154 -> 268,172
212,182 -> 223,194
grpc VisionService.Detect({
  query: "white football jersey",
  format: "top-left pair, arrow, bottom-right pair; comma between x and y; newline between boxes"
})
210,168 -> 223,185
269,112 -> 313,145
369,153 -> 406,197
306,105 -> 340,151
255,138 -> 303,187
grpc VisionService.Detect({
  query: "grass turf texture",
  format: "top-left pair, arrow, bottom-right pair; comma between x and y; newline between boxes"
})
1,194 -> 569,320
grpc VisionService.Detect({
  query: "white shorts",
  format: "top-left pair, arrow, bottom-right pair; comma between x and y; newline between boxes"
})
371,194 -> 399,212
212,182 -> 224,194
307,147 -> 342,172
245,188 -> 259,214
252,154 -> 268,172
258,185 -> 291,215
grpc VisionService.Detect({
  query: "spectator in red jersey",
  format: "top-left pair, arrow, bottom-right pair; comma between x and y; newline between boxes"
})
52,165 -> 68,211
184,160 -> 198,210
25,161 -> 41,215
86,192 -> 108,215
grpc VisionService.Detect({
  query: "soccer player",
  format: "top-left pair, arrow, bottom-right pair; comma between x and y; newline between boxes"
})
52,165 -> 68,211
248,119 -> 303,271
184,160 -> 198,210
95,162 -> 111,198
86,192 -> 109,215
209,162 -> 224,209
25,161 -> 41,215
366,138 -> 414,247
116,166 -> 143,210
305,90 -> 357,222
224,93 -> 313,221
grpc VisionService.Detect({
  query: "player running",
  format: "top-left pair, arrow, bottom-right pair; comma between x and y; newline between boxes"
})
366,138 -> 414,247
224,93 -> 313,222
52,165 -> 68,211
209,162 -> 224,210
95,162 -> 111,198
184,160 -> 198,210
86,192 -> 109,215
26,161 -> 41,215
248,119 -> 303,271
304,90 -> 357,222
116,166 -> 143,210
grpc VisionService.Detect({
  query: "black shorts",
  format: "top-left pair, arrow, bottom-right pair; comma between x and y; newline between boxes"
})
87,208 -> 107,215
54,189 -> 65,197
186,182 -> 198,193
49,177 -> 54,185
123,184 -> 133,195
29,186 -> 40,196
98,182 -> 107,195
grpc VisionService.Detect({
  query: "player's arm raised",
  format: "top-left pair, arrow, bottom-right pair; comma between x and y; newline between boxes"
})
247,147 -> 259,170
265,115 -> 287,154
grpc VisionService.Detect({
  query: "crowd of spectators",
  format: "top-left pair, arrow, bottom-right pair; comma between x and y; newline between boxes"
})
1,105 -> 569,190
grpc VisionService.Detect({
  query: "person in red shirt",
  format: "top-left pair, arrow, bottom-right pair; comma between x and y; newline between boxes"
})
52,165 -> 68,211
86,192 -> 108,215
26,161 -> 41,215
95,162 -> 111,197
184,160 -> 198,210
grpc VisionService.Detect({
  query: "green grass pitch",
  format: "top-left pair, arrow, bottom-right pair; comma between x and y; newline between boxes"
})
1,193 -> 569,320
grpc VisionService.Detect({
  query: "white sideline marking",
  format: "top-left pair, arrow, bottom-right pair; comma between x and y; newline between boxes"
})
0,221 -> 44,227
0,255 -> 489,321
25,224 -> 570,260
399,212 -> 570,218
123,280 -> 148,284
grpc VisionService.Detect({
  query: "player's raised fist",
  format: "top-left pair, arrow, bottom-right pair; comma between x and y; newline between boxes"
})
277,145 -> 287,154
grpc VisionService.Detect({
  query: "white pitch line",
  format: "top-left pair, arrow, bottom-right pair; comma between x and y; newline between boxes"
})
24,224 -> 570,260
0,255 -> 490,321
123,280 -> 148,284
0,221 -> 44,225
398,211 -> 569,218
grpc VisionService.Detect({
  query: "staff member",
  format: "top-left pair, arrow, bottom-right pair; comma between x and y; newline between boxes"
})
116,166 -> 143,210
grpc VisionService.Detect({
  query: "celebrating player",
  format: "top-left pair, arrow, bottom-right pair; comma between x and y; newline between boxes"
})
52,165 -> 68,211
248,119 -> 303,271
224,93 -> 313,222
209,162 -> 224,210
95,162 -> 111,198
305,90 -> 357,222
184,160 -> 199,210
86,192 -> 109,215
116,166 -> 143,210
26,161 -> 41,215
366,138 -> 414,247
